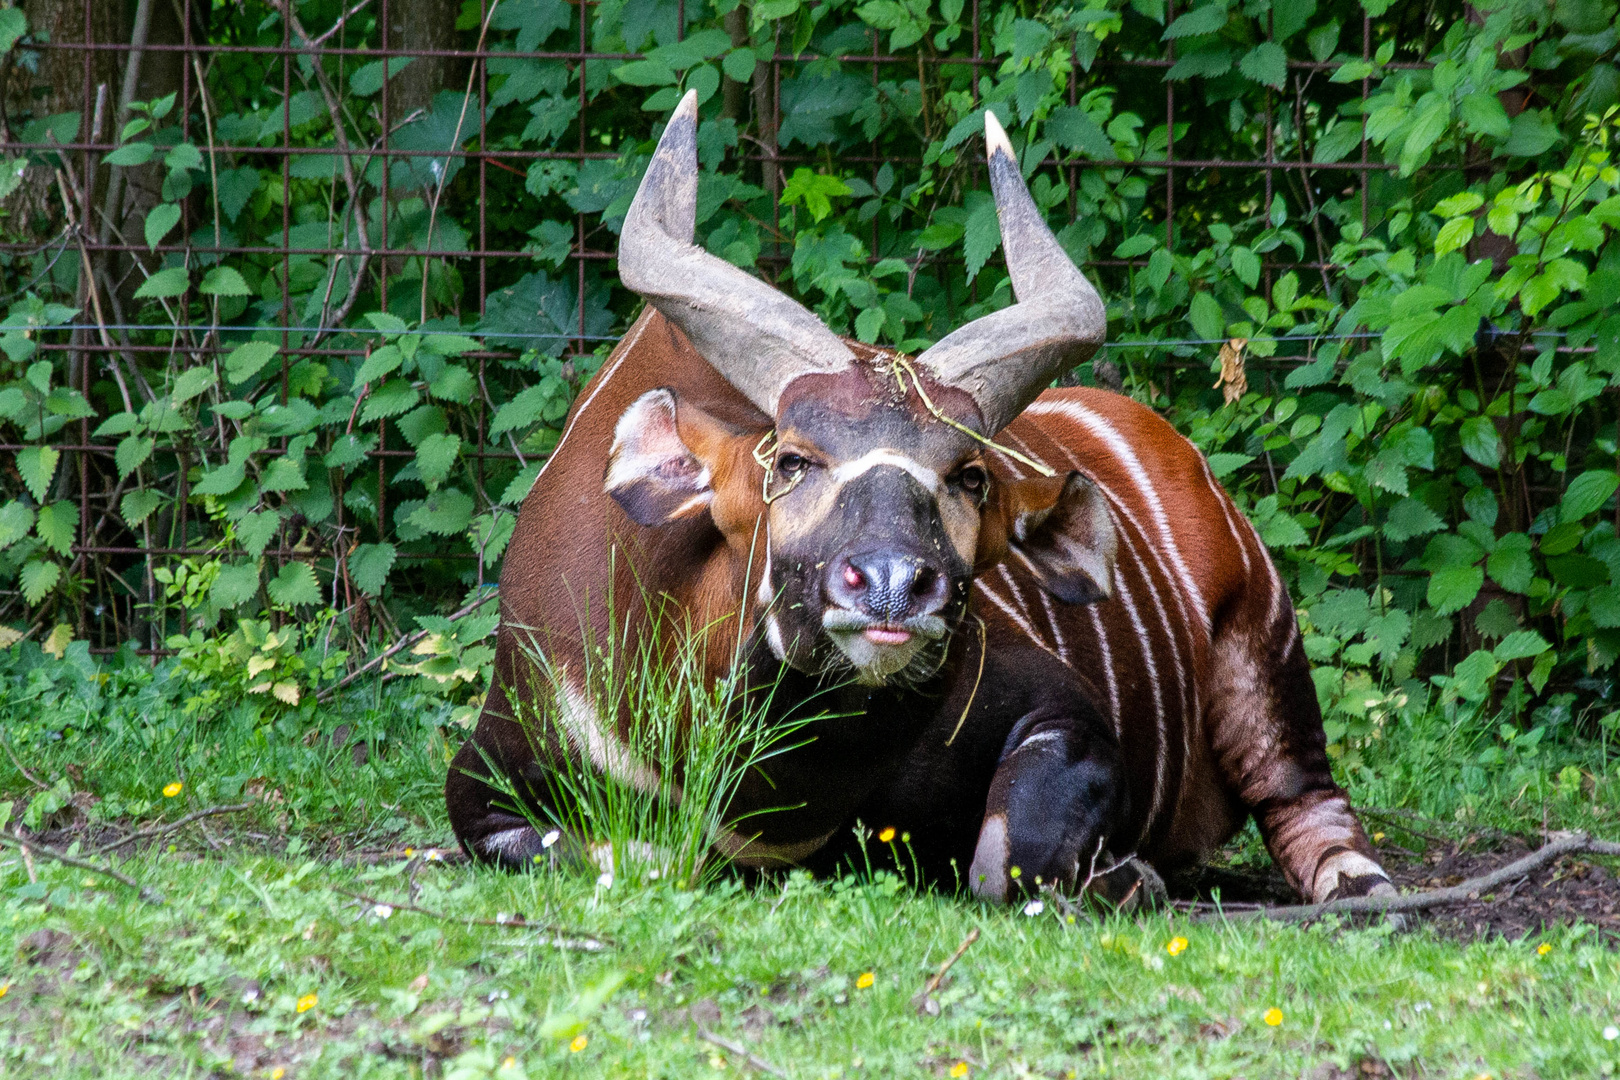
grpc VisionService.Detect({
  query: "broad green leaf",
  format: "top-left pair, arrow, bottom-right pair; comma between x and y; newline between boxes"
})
1427,565 -> 1484,615
103,142 -> 154,166
1433,217 -> 1473,257
199,267 -> 251,296
1206,452 -> 1253,479
360,379 -> 421,423
16,445 -> 58,502
210,561 -> 260,609
1047,106 -> 1114,159
171,365 -> 217,405
259,456 -> 308,492
225,341 -> 280,385
348,543 -> 397,597
1162,1 -> 1228,38
1433,192 -> 1484,218
1487,533 -> 1534,593
1458,416 -> 1501,468
414,432 -> 462,490
962,195 -> 1001,283
363,312 -> 411,336
0,7 -> 28,53
237,511 -> 281,559
855,306 -> 885,344
35,501 -> 77,557
350,56 -> 413,96
20,561 -> 61,604
120,489 -> 163,527
1494,629 -> 1551,661
408,488 -> 475,536
1383,497 -> 1444,542
0,501 -> 35,548
268,561 -> 322,607
144,203 -> 181,250
1560,470 -> 1619,520
115,435 -> 154,479
722,47 -> 756,84
1189,292 -> 1224,341
94,411 -> 140,437
193,460 -> 247,496
1238,42 -> 1287,88
165,142 -> 204,172
1230,246 -> 1260,288
134,266 -> 189,299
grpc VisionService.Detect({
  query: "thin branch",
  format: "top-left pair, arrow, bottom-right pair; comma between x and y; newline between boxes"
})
330,887 -> 610,949
912,926 -> 979,1014
1207,831 -> 1620,924
317,591 -> 498,701
0,736 -> 49,791
0,832 -> 164,904
93,803 -> 254,856
695,1028 -> 786,1078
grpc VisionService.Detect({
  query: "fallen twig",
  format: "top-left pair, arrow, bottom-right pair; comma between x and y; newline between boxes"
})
0,832 -> 164,904
93,803 -> 255,856
1207,831 -> 1620,924
330,887 -> 611,950
912,926 -> 979,1015
0,736 -> 49,791
1362,807 -> 1523,847
317,592 -> 497,702
696,1027 -> 786,1077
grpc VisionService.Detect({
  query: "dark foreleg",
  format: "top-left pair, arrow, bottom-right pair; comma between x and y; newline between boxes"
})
967,705 -> 1127,902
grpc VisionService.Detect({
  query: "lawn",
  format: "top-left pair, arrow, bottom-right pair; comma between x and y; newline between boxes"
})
2,644 -> 1619,1079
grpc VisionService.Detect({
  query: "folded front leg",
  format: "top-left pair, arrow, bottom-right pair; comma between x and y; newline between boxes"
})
967,704 -> 1126,902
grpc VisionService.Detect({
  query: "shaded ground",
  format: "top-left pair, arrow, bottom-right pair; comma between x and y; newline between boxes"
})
1174,810 -> 1620,943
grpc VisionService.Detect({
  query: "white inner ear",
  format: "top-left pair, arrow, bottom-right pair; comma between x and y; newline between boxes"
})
604,388 -> 712,498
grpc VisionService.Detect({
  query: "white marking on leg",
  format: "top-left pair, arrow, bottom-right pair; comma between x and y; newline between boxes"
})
1312,850 -> 1390,903
969,813 -> 1010,902
481,826 -> 538,858
558,675 -> 661,792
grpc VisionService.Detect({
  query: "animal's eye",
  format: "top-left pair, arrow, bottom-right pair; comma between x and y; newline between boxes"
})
956,465 -> 988,493
777,452 -> 810,476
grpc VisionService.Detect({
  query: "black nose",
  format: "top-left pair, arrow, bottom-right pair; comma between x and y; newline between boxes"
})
827,551 -> 950,623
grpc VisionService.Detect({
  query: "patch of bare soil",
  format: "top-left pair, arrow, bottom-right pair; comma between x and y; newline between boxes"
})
1169,819 -> 1620,942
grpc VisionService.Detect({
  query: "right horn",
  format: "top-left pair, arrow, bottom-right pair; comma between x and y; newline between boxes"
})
914,111 -> 1107,434
617,90 -> 854,416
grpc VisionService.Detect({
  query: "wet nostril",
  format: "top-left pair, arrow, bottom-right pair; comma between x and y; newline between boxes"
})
911,565 -> 937,596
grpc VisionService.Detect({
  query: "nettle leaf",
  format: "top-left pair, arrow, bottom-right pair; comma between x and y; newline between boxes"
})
501,462 -> 543,505
268,561 -> 322,607
1487,533 -> 1534,593
115,435 -> 154,480
408,488 -> 475,535
237,511 -> 281,559
1494,629 -> 1550,662
20,561 -> 62,604
35,501 -> 77,557
1428,565 -> 1484,615
224,341 -> 280,384
145,203 -> 181,250
1206,453 -> 1253,479
1560,470 -> 1619,520
16,446 -> 59,502
0,501 -> 36,548
1383,497 -> 1444,542
120,489 -> 163,527
348,542 -> 397,597
1162,0 -> 1229,38
260,456 -> 308,493
1458,416 -> 1501,468
1238,42 -> 1287,88
135,266 -> 189,299
172,365 -> 217,405
360,379 -> 421,423
1046,106 -> 1113,159
962,193 -> 1002,283
415,432 -> 462,490
210,561 -> 260,609
199,267 -> 251,296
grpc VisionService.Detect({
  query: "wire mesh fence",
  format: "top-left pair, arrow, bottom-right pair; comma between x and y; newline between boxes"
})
0,0 -> 1453,654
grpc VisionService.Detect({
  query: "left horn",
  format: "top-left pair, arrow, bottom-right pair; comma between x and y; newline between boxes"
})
618,90 -> 854,415
914,111 -> 1106,434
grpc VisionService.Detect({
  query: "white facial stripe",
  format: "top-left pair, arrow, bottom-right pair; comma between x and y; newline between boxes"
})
829,449 -> 943,493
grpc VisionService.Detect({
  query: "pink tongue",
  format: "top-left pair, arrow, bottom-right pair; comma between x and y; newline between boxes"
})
863,627 -> 912,646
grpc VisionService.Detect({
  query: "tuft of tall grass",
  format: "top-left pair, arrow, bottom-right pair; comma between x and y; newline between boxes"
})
486,590 -> 828,889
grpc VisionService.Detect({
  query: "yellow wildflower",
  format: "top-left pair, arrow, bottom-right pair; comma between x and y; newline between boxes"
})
1372,832 -> 1385,842
163,782 -> 182,798
1166,936 -> 1188,956
950,1064 -> 970,1078
296,993 -> 317,1013
501,1058 -> 517,1070
1537,942 -> 1552,956
569,1034 -> 588,1053
878,827 -> 896,843
856,971 -> 875,989
270,1070 -> 285,1080
1263,1007 -> 1283,1027
0,983 -> 8,1000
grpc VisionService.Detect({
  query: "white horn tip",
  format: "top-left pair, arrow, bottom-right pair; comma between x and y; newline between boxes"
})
674,88 -> 699,122
984,109 -> 1014,161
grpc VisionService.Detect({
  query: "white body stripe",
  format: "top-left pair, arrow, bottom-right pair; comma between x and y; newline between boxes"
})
1026,400 -> 1211,630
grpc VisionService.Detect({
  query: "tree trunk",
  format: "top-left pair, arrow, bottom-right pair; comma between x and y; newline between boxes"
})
390,0 -> 466,118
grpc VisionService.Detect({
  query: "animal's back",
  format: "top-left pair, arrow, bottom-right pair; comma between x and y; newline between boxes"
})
983,387 -> 1286,869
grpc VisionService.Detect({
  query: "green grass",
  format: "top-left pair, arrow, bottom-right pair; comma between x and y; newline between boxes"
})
2,645 -> 1619,1079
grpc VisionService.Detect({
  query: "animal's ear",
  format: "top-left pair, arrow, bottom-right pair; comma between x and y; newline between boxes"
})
605,388 -> 721,527
983,471 -> 1117,604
